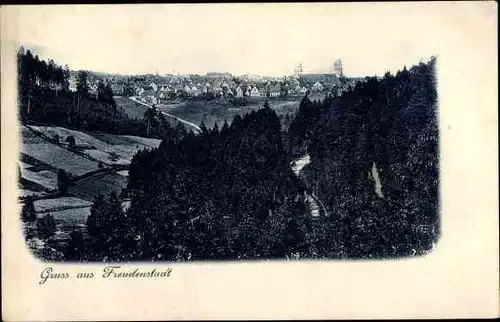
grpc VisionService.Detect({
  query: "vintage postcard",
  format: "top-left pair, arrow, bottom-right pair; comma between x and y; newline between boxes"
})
1,2 -> 498,320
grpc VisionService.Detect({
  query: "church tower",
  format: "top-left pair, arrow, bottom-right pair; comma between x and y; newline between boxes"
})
294,62 -> 303,77
333,59 -> 343,77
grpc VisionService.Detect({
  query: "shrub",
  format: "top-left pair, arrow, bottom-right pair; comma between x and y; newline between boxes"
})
36,214 -> 57,239
21,196 -> 37,222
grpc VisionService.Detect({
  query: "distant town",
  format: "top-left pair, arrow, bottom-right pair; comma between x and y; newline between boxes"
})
68,59 -> 365,106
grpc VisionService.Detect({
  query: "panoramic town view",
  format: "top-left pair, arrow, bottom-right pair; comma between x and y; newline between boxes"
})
17,47 -> 438,262
15,6 -> 439,263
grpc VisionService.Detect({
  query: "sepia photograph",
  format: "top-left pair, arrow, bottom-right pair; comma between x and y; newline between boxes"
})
1,2 -> 498,320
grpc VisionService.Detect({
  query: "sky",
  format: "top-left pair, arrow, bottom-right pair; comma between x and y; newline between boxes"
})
7,3 -> 467,77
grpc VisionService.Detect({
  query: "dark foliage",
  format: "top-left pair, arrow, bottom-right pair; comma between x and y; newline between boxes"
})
63,104 -> 312,261
22,49 -> 438,261
17,47 -> 186,140
36,214 -> 57,239
57,169 -> 71,194
21,196 -> 37,222
287,57 -> 439,258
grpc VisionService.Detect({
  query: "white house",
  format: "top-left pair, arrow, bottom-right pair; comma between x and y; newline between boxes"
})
135,86 -> 145,96
213,86 -> 223,96
250,87 -> 261,97
295,85 -> 307,95
311,81 -> 324,92
68,76 -> 78,92
191,85 -> 200,96
149,82 -> 158,92
235,86 -> 244,98
269,85 -> 280,97
88,83 -> 99,98
169,76 -> 181,85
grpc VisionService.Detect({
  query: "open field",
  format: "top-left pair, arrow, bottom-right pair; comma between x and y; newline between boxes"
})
19,167 -> 58,190
19,125 -> 159,205
29,125 -> 107,149
21,126 -> 46,144
68,172 -> 128,202
128,97 -> 201,132
27,125 -> 161,166
115,96 -> 149,120
161,97 -> 304,129
33,197 -> 93,213
19,161 -> 35,170
117,94 -> 311,129
21,143 -> 100,176
18,189 -> 46,198
88,132 -> 161,149
84,132 -> 162,163
43,207 -> 92,225
18,125 -> 159,214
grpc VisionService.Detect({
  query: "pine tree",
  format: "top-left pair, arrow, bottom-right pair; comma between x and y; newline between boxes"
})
76,70 -> 89,95
21,196 -> 37,222
36,214 -> 57,239
65,230 -> 86,261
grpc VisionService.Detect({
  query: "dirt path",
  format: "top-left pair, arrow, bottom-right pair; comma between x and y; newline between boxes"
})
291,154 -> 328,217
129,97 -> 201,133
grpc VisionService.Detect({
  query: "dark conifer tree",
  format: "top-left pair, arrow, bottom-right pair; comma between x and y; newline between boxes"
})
21,196 -> 37,222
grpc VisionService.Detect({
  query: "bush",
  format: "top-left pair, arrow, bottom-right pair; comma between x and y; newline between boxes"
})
66,135 -> 76,148
37,214 -> 57,239
64,230 -> 87,261
21,196 -> 37,222
57,169 -> 70,194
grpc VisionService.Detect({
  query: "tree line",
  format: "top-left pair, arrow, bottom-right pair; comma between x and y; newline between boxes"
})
17,47 -> 187,140
288,57 -> 439,258
63,103 -> 318,261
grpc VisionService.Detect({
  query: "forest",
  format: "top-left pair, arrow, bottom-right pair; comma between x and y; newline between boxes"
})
19,49 -> 438,261
63,104 -> 316,261
288,57 -> 439,257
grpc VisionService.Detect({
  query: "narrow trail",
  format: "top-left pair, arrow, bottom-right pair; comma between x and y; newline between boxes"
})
290,154 -> 329,217
128,97 -> 202,133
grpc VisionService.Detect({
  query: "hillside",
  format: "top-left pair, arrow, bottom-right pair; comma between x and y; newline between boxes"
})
19,123 -> 162,260
288,57 -> 438,258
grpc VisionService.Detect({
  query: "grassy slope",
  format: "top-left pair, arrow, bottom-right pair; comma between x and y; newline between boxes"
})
163,97 -> 303,129
114,96 -> 148,120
